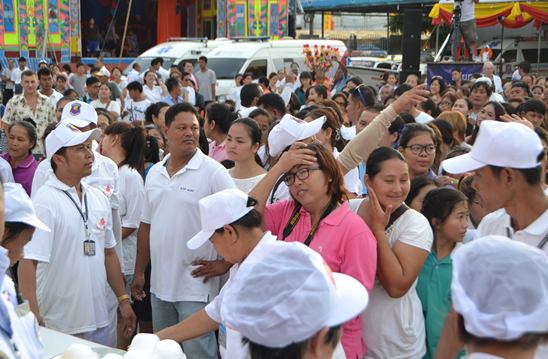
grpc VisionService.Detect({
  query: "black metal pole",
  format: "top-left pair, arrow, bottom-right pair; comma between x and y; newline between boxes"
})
498,16 -> 505,76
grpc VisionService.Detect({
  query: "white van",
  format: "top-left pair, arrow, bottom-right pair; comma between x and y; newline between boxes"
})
205,39 -> 347,100
124,38 -> 231,75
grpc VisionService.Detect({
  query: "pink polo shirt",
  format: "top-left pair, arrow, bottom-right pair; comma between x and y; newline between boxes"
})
264,200 -> 377,358
208,139 -> 229,163
1,152 -> 38,196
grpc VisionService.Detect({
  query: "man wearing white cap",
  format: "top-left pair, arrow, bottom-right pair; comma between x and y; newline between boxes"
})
30,100 -> 124,345
132,103 -> 235,359
0,182 -> 50,359
18,115 -> 136,346
450,236 -> 548,359
156,188 -> 277,357
435,120 -> 548,359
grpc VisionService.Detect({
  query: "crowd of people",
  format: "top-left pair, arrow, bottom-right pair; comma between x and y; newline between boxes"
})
0,52 -> 546,359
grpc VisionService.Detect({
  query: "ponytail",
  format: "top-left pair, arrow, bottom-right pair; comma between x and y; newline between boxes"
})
104,122 -> 146,172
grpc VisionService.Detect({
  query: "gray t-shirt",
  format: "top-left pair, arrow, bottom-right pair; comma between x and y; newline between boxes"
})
195,69 -> 216,102
70,74 -> 88,98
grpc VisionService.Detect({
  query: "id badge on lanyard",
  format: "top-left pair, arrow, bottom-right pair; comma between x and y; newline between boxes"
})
63,190 -> 96,257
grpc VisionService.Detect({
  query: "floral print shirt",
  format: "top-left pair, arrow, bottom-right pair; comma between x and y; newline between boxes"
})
3,93 -> 55,154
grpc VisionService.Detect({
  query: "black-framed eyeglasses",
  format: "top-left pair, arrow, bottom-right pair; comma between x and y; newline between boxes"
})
404,144 -> 436,155
283,166 -> 321,186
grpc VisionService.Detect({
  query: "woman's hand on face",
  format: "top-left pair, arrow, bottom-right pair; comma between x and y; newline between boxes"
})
391,84 -> 430,113
364,184 -> 395,233
274,142 -> 317,173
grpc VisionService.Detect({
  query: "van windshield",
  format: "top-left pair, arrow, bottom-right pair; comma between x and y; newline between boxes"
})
123,57 -> 176,75
206,58 -> 247,79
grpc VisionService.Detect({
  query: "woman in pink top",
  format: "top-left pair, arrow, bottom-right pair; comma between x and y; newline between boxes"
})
1,120 -> 38,195
250,143 -> 377,359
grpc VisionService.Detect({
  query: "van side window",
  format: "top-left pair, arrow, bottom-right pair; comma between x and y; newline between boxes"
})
522,49 -> 548,64
246,60 -> 267,79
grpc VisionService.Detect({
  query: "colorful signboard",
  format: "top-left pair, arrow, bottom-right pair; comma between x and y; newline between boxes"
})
0,0 -> 79,55
220,0 -> 289,39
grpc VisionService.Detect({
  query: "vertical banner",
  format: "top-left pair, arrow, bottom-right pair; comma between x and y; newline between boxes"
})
277,0 -> 288,37
217,0 -> 227,38
69,0 -> 81,55
59,0 -> 71,61
269,2 -> 279,39
18,0 -> 30,54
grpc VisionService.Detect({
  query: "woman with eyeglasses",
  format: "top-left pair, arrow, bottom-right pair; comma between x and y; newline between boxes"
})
398,124 -> 438,179
249,143 -> 377,359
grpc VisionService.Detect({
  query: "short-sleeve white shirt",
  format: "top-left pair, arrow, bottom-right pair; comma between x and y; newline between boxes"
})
141,150 -> 236,302
124,99 -> 152,122
118,165 -> 145,275
349,200 -> 433,359
205,232 -> 277,359
24,177 -> 116,335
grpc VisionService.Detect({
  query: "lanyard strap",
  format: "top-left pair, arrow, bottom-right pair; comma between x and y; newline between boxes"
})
281,200 -> 338,246
505,227 -> 548,249
62,190 -> 89,230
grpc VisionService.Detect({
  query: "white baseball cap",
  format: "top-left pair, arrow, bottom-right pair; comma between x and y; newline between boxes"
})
442,121 -> 543,174
61,100 -> 98,127
222,241 -> 369,348
4,183 -> 50,232
45,120 -> 101,159
475,76 -> 493,87
187,188 -> 254,250
268,113 -> 326,157
451,236 -> 548,340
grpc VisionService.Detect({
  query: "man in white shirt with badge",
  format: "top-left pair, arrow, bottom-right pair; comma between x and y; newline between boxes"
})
132,103 -> 235,359
436,120 -> 548,359
18,112 -> 136,346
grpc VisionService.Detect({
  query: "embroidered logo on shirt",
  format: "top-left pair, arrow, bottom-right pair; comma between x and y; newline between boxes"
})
97,217 -> 106,230
69,102 -> 82,115
180,186 -> 195,193
105,185 -> 112,196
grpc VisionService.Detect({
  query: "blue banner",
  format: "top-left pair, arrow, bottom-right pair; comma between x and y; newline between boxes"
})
427,62 -> 484,86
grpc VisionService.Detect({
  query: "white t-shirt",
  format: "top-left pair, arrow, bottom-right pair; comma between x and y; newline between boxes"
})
333,148 -> 362,195
10,67 -> 29,85
124,98 -> 152,122
143,85 -> 163,103
0,247 -> 43,359
141,150 -> 236,302
349,200 -> 433,359
229,86 -> 242,109
467,354 -> 504,359
127,69 -> 141,84
118,165 -> 145,275
40,89 -> 63,108
205,232 -> 277,359
341,125 -> 356,141
91,99 -> 121,117
474,207 -> 548,359
25,177 -> 116,334
0,157 -> 14,183
231,173 -> 266,194
185,86 -> 196,106
238,106 -> 257,118
489,92 -> 505,103
475,208 -> 548,254
415,111 -> 434,124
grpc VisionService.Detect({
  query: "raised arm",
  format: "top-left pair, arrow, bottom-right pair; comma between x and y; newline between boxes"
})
338,85 -> 429,174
